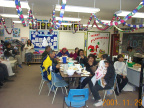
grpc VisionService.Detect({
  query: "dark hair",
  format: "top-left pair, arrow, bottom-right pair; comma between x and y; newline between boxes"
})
6,43 -> 11,47
49,50 -> 55,54
101,54 -> 108,59
88,54 -> 95,60
117,54 -> 124,59
127,46 -> 132,51
104,60 -> 109,64
27,39 -> 32,46
78,49 -> 84,56
102,54 -> 113,65
75,47 -> 79,53
45,45 -> 51,51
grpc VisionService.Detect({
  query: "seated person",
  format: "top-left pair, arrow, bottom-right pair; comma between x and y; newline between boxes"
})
127,46 -> 136,60
76,49 -> 87,65
89,56 -> 115,107
0,59 -> 15,76
0,62 -> 12,87
41,50 -> 61,81
42,46 -> 51,60
4,43 -> 22,68
114,54 -> 128,96
77,54 -> 98,89
91,54 -> 109,88
70,47 -> 79,60
57,47 -> 70,57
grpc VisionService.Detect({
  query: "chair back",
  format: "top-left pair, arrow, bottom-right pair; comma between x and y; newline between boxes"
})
40,67 -> 43,76
51,72 -> 61,85
68,88 -> 89,102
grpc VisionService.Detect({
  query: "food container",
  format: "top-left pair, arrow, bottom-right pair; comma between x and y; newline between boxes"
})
66,70 -> 75,76
127,62 -> 135,67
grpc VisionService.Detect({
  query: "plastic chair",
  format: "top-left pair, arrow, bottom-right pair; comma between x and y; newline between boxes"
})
48,72 -> 68,104
63,88 -> 89,108
103,74 -> 118,104
39,67 -> 48,95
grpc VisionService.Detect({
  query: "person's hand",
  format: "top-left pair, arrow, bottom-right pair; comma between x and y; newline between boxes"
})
90,65 -> 97,73
25,47 -> 28,49
88,61 -> 93,66
56,64 -> 60,68
123,75 -> 126,79
80,56 -> 84,59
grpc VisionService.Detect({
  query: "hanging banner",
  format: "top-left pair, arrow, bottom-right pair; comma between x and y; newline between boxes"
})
37,22 -> 40,29
41,22 -> 46,29
47,23 -> 51,29
30,30 -> 58,50
63,25 -> 67,30
87,32 -> 110,58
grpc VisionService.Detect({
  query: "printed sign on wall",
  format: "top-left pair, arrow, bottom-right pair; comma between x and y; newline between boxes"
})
30,30 -> 58,50
87,32 -> 110,57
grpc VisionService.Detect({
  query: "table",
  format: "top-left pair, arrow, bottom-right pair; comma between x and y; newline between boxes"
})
60,70 -> 92,89
9,60 -> 17,68
127,67 -> 144,87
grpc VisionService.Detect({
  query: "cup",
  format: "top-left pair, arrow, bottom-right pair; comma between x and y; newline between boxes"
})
63,64 -> 68,74
62,56 -> 67,63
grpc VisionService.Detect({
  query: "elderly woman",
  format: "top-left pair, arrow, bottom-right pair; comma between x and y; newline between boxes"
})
57,47 -> 70,57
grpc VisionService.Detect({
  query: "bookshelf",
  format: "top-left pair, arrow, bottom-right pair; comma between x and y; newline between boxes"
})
25,54 -> 42,63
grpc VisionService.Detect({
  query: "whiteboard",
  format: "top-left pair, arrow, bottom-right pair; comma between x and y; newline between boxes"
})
87,32 -> 110,56
59,31 -> 85,49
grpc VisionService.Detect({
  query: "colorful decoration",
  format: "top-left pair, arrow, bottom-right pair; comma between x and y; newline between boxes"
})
0,17 -> 14,34
15,0 -> 37,30
55,0 -> 67,29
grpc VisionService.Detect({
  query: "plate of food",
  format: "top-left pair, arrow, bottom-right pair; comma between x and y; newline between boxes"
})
82,70 -> 90,75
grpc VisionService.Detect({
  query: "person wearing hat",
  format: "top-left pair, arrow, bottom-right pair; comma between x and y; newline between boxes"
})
57,47 -> 70,57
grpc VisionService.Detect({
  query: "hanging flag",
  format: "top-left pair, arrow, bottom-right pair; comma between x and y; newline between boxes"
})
41,22 -> 46,29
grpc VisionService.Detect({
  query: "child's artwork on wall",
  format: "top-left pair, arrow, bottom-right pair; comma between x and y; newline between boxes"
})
30,30 -> 58,50
5,37 -> 12,42
0,28 -> 4,36
21,37 -> 28,44
13,28 -> 20,37
87,32 -> 110,57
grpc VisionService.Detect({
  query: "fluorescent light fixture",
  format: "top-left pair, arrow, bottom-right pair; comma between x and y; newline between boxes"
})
0,14 -> 28,18
13,21 -> 21,23
0,1 -> 30,9
56,23 -> 72,25
55,4 -> 100,13
115,10 -> 144,18
83,24 -> 102,27
56,17 -> 81,21
96,20 -> 111,23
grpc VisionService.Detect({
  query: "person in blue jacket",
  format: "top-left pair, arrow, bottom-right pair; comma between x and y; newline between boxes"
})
57,47 -> 70,57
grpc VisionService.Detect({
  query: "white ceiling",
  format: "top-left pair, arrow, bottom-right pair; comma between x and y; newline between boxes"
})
0,0 -> 144,20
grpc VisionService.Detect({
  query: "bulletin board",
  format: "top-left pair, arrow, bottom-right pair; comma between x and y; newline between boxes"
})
87,31 -> 110,56
59,31 -> 85,50
30,30 -> 58,50
122,33 -> 144,53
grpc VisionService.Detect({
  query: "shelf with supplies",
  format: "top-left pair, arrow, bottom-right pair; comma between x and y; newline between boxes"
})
25,54 -> 42,63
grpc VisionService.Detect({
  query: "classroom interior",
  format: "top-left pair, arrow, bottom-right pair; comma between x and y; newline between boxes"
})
0,0 -> 144,108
